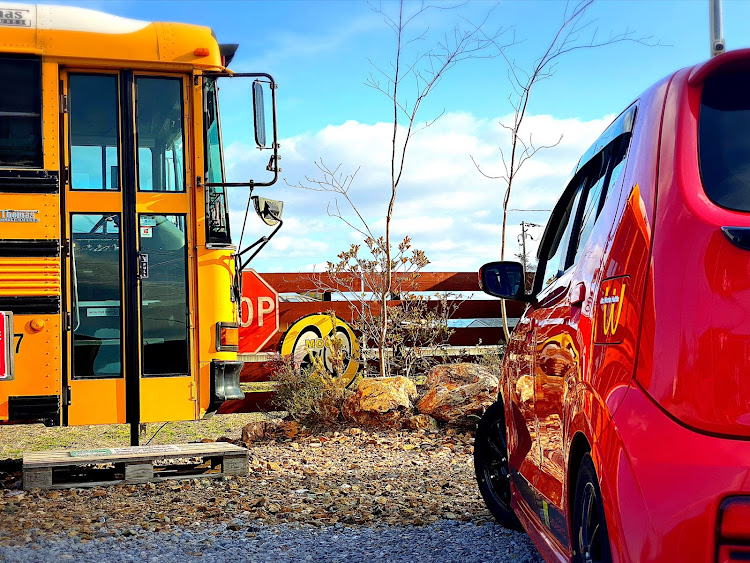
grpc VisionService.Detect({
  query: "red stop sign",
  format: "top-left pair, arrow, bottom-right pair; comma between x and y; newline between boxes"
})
239,269 -> 279,354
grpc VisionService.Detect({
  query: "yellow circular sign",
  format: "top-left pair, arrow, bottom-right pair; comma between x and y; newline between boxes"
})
279,314 -> 361,387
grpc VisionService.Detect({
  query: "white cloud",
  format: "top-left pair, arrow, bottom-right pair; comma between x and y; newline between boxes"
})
234,14 -> 382,72
227,111 -> 612,275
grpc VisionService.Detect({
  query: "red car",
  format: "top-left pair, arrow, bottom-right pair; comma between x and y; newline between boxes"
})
474,49 -> 750,563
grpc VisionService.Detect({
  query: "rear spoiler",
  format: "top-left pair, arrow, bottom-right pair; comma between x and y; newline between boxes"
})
689,48 -> 750,86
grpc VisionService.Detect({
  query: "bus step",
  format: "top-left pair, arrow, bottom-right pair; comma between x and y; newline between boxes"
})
21,442 -> 249,490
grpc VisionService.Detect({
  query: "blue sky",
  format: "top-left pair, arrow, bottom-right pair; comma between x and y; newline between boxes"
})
40,0 -> 750,272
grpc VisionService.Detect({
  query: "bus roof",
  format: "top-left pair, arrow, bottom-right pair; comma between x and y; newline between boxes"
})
0,3 -> 224,69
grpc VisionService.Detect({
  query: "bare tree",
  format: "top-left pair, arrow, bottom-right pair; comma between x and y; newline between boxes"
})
472,0 -> 657,342
292,1 -> 512,377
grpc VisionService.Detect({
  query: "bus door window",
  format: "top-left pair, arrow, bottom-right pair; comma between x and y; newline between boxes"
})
139,214 -> 189,377
69,74 -> 119,190
135,77 -> 185,192
70,214 -> 123,379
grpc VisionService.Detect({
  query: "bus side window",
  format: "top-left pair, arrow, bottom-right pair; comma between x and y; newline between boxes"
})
0,56 -> 42,168
203,78 -> 231,245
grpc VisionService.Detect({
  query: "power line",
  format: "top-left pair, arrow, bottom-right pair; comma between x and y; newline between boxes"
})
508,208 -> 551,212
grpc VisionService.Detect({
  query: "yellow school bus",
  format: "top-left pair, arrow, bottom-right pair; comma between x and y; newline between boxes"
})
0,4 -> 279,440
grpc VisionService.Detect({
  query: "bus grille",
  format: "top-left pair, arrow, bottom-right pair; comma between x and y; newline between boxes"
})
0,258 -> 61,296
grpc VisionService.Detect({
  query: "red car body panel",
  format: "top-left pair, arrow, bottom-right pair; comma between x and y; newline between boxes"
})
493,49 -> 750,562
639,61 -> 750,437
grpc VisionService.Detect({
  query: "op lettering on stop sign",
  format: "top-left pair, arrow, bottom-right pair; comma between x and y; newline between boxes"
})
239,296 -> 276,327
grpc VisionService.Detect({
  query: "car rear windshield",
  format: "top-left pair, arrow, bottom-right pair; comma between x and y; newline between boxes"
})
699,72 -> 750,212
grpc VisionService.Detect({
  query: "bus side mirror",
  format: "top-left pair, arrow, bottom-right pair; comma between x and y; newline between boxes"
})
479,261 -> 526,300
252,196 -> 283,226
252,80 -> 267,148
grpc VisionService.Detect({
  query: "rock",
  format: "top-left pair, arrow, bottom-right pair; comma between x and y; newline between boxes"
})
242,419 -> 303,445
416,363 -> 499,427
404,414 -> 439,431
282,421 -> 300,438
342,376 -> 417,427
241,422 -> 269,445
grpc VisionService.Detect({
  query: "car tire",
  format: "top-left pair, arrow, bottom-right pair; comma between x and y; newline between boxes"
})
474,401 -> 522,530
572,453 -> 612,563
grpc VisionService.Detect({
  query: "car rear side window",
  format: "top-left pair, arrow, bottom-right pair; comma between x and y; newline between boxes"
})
573,138 -> 628,263
542,178 -> 585,287
0,56 -> 42,168
699,72 -> 750,212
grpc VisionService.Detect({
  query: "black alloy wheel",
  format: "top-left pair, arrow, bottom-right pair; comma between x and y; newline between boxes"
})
474,401 -> 522,530
572,453 -> 612,563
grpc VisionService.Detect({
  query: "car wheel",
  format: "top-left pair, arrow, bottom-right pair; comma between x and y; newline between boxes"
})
572,453 -> 612,563
474,401 -> 522,530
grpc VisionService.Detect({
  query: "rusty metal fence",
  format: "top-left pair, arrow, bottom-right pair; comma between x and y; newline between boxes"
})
219,271 -> 526,413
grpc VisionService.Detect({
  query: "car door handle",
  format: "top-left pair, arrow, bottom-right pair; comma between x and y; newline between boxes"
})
570,282 -> 586,307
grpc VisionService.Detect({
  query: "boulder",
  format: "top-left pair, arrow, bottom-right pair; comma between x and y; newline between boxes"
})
342,376 -> 417,427
416,363 -> 499,427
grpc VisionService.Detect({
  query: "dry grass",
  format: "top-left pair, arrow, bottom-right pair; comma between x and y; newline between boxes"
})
0,412 -> 285,460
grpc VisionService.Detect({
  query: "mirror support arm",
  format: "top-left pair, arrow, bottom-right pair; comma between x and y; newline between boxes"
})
236,236 -> 265,258
239,216 -> 283,271
202,71 -> 279,188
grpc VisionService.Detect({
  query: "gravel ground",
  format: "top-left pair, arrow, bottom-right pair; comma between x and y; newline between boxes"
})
0,423 -> 543,562
0,520 -> 541,562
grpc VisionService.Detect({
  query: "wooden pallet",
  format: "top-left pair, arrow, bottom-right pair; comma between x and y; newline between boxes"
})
22,442 -> 249,490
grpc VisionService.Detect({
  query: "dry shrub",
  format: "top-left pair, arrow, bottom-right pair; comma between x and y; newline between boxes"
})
387,293 -> 455,378
476,345 -> 506,375
270,328 -> 352,424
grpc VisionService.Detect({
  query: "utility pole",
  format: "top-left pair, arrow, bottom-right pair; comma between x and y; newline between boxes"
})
517,221 -> 543,275
710,0 -> 725,57
520,221 -> 529,272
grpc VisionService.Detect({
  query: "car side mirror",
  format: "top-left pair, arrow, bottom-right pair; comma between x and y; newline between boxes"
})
252,80 -> 267,148
478,261 -> 527,301
252,196 -> 283,226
